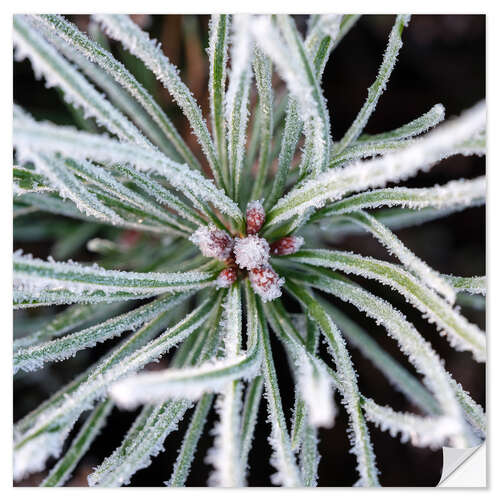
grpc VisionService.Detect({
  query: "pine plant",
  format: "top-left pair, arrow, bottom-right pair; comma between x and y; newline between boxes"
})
13,14 -> 486,487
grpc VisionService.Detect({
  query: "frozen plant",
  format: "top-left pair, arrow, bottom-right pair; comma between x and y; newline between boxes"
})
12,14 -> 486,487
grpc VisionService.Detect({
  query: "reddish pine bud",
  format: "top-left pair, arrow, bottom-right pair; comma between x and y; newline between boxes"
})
216,266 -> 238,288
246,200 -> 266,235
248,265 -> 285,302
189,225 -> 234,260
270,235 -> 304,256
120,230 -> 141,248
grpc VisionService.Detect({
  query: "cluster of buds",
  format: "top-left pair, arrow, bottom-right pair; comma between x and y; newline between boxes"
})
189,200 -> 303,302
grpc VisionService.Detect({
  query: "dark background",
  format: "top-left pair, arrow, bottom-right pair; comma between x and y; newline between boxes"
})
14,14 -> 485,487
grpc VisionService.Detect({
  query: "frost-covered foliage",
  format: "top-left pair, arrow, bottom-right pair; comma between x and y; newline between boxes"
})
13,14 -> 485,487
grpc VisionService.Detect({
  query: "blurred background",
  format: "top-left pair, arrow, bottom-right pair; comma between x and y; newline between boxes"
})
13,14 -> 485,487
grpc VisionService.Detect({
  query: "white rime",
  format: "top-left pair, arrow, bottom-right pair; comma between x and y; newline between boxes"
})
268,101 -> 486,227
225,14 -> 253,198
356,103 -> 445,144
323,176 -> 486,216
31,14 -> 202,171
14,294 -> 188,373
296,269 -> 472,448
109,345 -> 262,408
13,116 -> 244,225
332,15 -> 411,155
290,249 -> 486,362
88,401 -> 190,487
363,398 -> 462,449
94,14 -> 225,188
252,15 -> 330,175
207,382 -> 246,487
13,15 -> 150,148
207,284 -> 245,486
13,251 -> 216,307
13,297 -> 216,479
345,210 -> 457,304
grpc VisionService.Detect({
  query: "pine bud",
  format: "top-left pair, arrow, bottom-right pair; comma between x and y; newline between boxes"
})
270,235 -> 304,256
234,235 -> 270,270
248,265 -> 285,302
246,200 -> 266,235
120,229 -> 141,248
216,266 -> 238,288
189,225 -> 234,260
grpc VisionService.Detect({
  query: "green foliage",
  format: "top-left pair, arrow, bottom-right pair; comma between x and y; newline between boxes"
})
13,14 -> 485,487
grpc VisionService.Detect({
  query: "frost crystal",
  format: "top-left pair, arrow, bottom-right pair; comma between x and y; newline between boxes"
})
270,236 -> 304,256
234,235 -> 270,270
249,266 -> 285,302
189,225 -> 234,260
246,200 -> 265,234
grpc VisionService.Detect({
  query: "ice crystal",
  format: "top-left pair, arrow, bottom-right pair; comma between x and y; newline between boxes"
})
206,383 -> 246,487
